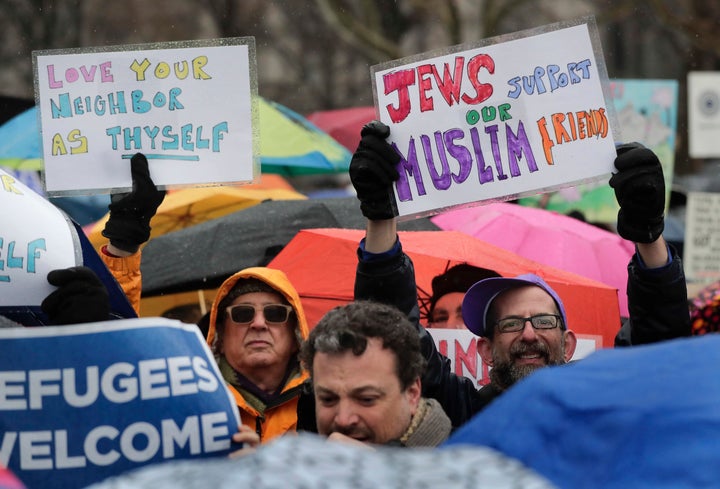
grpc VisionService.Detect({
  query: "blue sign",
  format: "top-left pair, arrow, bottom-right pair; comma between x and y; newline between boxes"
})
0,318 -> 241,489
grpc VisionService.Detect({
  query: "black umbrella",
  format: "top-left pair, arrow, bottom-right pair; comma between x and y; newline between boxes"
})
140,197 -> 438,296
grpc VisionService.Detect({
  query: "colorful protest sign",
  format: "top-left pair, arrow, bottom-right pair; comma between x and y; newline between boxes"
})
0,318 -> 241,489
683,191 -> 720,285
520,78 -> 679,223
427,328 -> 599,387
32,38 -> 257,196
371,17 -> 618,218
0,167 -> 79,307
688,71 -> 720,158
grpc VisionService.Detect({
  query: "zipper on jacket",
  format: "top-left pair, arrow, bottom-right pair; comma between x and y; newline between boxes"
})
255,414 -> 264,439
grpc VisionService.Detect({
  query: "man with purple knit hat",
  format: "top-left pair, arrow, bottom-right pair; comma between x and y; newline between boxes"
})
462,273 -> 576,406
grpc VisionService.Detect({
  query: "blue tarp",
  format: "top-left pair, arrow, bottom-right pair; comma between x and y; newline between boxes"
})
443,335 -> 720,489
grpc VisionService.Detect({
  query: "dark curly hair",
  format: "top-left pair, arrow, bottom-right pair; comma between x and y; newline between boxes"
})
300,300 -> 426,390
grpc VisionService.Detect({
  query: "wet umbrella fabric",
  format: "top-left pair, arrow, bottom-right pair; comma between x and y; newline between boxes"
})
84,185 -> 308,249
431,202 -> 635,317
85,432 -> 557,489
267,228 -> 621,342
443,335 -> 720,489
139,197 -> 439,297
306,106 -> 376,151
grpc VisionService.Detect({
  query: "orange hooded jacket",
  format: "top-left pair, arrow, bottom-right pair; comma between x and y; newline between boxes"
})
206,267 -> 310,443
100,249 -> 142,315
101,252 -> 309,442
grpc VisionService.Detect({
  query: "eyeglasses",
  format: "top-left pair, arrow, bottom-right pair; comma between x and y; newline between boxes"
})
495,314 -> 563,334
226,304 -> 293,325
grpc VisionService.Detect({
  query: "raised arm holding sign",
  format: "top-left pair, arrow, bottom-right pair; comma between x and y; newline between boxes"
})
349,114 -> 689,427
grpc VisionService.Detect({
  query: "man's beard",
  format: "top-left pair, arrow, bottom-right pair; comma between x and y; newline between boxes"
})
489,338 -> 566,391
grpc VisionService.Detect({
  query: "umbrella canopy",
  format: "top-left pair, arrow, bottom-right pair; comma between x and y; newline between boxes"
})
84,185 -> 308,249
0,98 -> 351,176
268,228 -> 621,345
86,432 -> 556,489
139,197 -> 439,297
0,107 -> 43,171
443,335 -> 720,489
306,106 -> 376,151
431,203 -> 635,317
259,98 -> 352,176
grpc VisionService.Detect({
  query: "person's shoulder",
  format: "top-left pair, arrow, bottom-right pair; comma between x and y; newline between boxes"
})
473,383 -> 503,411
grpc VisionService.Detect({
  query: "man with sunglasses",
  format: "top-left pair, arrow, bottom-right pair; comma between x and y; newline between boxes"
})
94,154 -> 309,443
349,121 -> 690,426
205,267 -> 309,443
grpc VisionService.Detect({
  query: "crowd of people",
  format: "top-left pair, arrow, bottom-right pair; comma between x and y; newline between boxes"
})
1,120 -> 697,487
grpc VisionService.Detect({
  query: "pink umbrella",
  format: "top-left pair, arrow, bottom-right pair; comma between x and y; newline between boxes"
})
431,202 -> 635,317
306,106 -> 376,151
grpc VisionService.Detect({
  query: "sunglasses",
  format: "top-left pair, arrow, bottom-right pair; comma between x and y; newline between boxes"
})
226,304 -> 293,325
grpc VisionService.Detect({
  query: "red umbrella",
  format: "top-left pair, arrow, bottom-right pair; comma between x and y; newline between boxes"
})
306,106 -> 376,151
267,228 -> 621,347
431,203 -> 635,317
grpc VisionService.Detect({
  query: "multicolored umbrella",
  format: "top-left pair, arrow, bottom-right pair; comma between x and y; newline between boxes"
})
689,279 -> 720,335
258,97 -> 352,175
0,98 -> 351,176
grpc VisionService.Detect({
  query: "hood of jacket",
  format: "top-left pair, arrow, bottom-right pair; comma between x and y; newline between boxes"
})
206,267 -> 309,349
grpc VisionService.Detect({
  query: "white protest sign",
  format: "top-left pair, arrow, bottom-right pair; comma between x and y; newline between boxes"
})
371,17 -> 618,218
688,71 -> 720,158
0,168 -> 79,306
33,38 -> 257,196
0,318 -> 241,489
427,328 -> 599,388
683,191 -> 720,284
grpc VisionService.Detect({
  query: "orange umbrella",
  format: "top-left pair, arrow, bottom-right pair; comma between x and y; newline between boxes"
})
268,228 -> 622,348
84,185 -> 307,249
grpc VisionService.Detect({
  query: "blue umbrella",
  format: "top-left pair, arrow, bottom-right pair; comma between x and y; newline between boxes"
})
0,107 -> 43,171
443,335 -> 720,489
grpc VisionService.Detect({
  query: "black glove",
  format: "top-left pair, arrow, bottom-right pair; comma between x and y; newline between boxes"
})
609,142 -> 665,243
101,153 -> 166,253
42,267 -> 110,325
349,121 -> 401,220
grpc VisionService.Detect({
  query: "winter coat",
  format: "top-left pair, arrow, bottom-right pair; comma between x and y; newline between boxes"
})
100,248 -> 142,315
207,267 -> 310,442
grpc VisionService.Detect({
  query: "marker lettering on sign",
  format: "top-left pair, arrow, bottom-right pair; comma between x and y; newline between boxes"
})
506,59 -> 593,99
46,62 -> 114,89
129,56 -> 211,82
382,54 -> 496,123
536,107 -> 609,164
49,88 -> 184,119
0,238 -> 46,282
105,122 -> 228,155
392,120 -> 538,202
